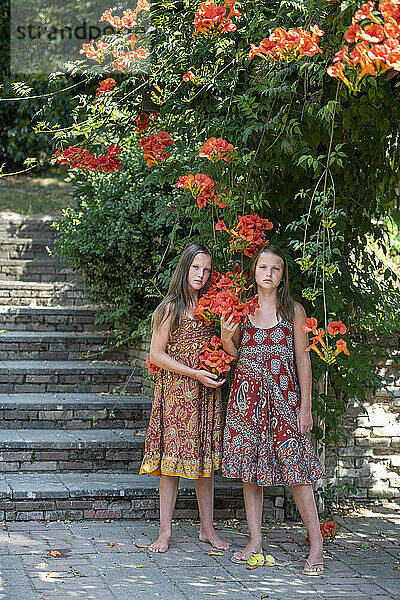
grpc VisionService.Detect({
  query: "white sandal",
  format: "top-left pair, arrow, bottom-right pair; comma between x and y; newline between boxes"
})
302,557 -> 324,576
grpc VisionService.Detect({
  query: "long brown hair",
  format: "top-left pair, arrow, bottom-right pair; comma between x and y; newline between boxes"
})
247,245 -> 295,322
152,242 -> 214,335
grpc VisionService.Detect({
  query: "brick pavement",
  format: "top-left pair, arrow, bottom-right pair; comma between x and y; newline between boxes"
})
0,502 -> 398,600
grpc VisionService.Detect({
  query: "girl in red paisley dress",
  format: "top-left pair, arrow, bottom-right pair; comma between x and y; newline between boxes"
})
140,242 -> 229,553
221,245 -> 325,576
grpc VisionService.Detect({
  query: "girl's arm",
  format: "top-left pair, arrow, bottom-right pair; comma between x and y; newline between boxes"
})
150,308 -> 224,389
220,314 -> 241,361
293,302 -> 313,434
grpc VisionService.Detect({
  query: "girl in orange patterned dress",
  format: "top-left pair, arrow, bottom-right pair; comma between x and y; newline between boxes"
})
140,242 -> 229,553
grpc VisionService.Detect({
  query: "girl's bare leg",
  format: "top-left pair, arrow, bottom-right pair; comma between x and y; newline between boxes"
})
149,475 -> 179,553
195,474 -> 230,550
290,484 -> 324,573
233,482 -> 263,560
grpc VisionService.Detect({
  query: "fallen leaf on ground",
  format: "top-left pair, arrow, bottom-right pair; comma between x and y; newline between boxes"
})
107,542 -> 118,547
261,595 -> 269,599
134,432 -> 146,436
135,543 -> 149,548
205,551 -> 224,556
281,538 -> 296,543
246,565 -> 258,570
46,572 -> 64,579
132,565 -> 143,568
48,550 -> 61,558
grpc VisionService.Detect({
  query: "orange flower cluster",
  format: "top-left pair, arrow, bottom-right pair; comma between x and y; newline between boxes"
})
327,1 -> 400,91
134,112 -> 160,134
302,317 -> 350,364
198,336 -> 235,376
139,132 -> 174,167
306,521 -> 338,546
80,6 -> 150,72
249,24 -> 324,62
79,40 -> 109,62
54,144 -> 122,173
198,137 -> 237,162
195,269 -> 259,324
176,173 -> 228,209
145,356 -> 160,375
100,2 -> 150,30
183,71 -> 196,82
95,78 -> 117,96
216,214 -> 274,258
194,0 -> 241,37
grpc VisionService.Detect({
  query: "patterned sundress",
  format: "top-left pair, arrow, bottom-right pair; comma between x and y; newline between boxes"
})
140,317 -> 224,479
222,317 -> 325,486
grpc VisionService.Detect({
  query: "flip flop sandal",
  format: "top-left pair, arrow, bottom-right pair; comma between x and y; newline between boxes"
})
302,558 -> 324,576
230,551 -> 258,564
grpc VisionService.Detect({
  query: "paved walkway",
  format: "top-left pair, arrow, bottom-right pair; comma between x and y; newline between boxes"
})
0,502 -> 399,600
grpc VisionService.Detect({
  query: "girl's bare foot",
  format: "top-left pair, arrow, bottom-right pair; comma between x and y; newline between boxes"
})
149,532 -> 171,553
199,527 -> 230,550
232,537 -> 262,562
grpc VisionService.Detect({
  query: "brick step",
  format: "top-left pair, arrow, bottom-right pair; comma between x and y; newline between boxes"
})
0,472 -> 285,521
0,429 -> 146,473
0,306 -> 101,331
0,259 -> 78,283
0,281 -> 88,307
0,360 -> 142,394
0,331 -> 129,361
0,213 -> 56,237
0,237 -> 57,260
0,393 -> 151,429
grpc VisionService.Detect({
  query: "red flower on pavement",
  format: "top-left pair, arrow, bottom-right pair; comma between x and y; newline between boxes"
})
198,137 -> 236,162
306,521 -> 338,545
139,131 -> 173,167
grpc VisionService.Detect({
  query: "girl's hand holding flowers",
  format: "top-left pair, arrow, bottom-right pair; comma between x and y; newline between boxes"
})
196,370 -> 225,389
198,336 -> 235,385
221,313 -> 240,343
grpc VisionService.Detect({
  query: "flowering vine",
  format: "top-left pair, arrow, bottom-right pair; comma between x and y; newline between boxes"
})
198,335 -> 235,376
54,144 -> 122,173
249,25 -> 325,61
327,0 -> 400,92
194,0 -> 241,36
302,318 -> 350,364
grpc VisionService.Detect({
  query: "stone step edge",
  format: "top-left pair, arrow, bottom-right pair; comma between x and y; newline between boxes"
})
0,281 -> 83,289
0,306 -> 99,313
0,428 -> 146,449
0,473 -> 285,521
0,360 -> 136,373
0,393 -> 150,409
0,331 -> 113,341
